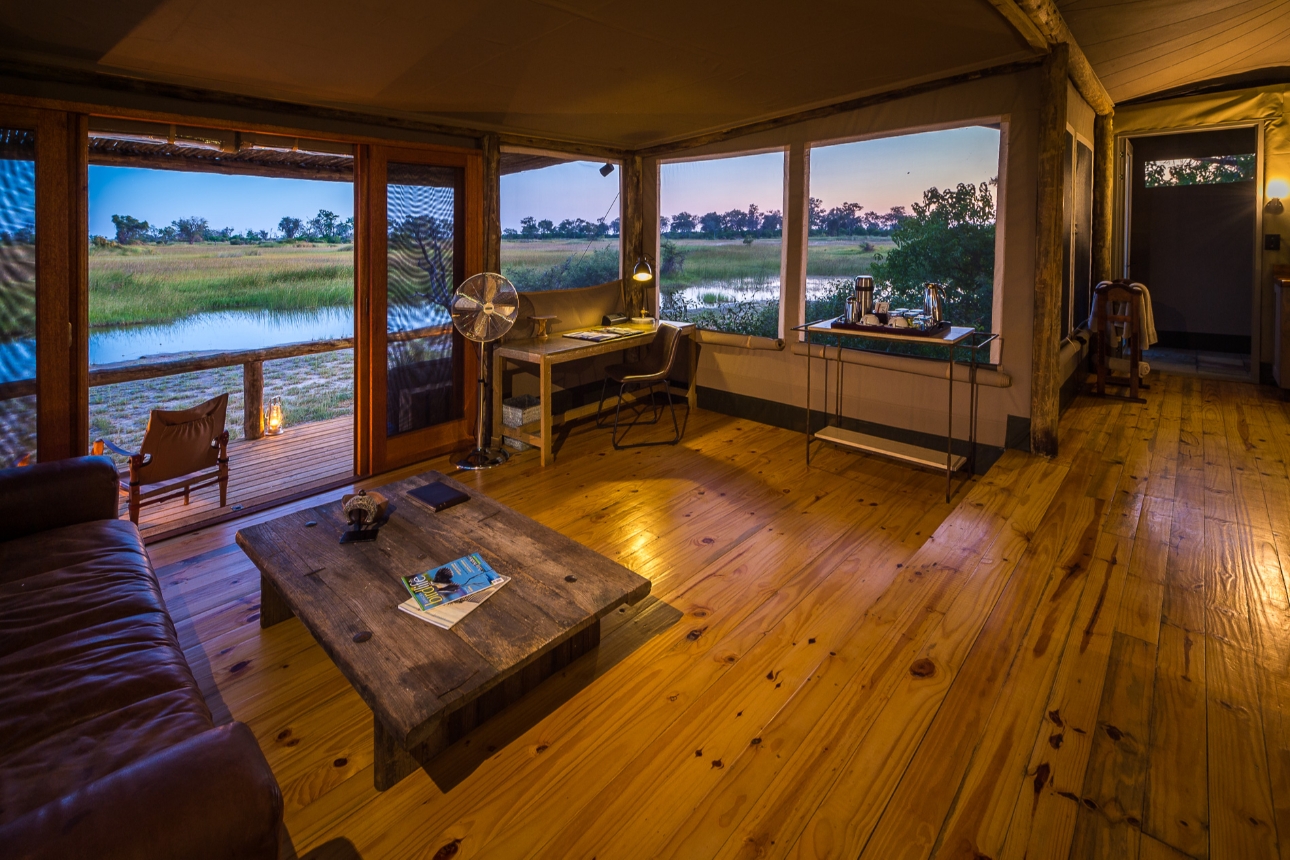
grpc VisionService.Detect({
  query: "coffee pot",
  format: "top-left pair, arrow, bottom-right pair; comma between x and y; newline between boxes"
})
855,275 -> 875,317
922,282 -> 946,323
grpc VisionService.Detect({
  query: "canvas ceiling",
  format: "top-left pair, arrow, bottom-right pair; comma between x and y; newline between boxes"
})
0,0 -> 1036,148
1057,0 -> 1290,103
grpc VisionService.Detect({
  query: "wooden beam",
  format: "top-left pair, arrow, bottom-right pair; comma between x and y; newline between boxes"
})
984,0 -> 1048,50
482,132 -> 501,448
69,112 -> 89,456
1092,112 -> 1115,284
620,154 -> 645,316
87,150 -> 353,182
635,59 -> 1044,159
1030,44 -> 1070,459
1009,0 -> 1114,115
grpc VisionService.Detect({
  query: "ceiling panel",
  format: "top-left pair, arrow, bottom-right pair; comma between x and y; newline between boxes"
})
0,0 -> 1036,148
1059,0 -> 1290,103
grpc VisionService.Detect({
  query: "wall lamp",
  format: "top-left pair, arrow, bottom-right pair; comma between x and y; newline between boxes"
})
631,255 -> 654,282
599,163 -> 615,177
1268,178 -> 1289,215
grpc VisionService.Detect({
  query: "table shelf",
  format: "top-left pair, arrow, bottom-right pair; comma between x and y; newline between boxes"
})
813,426 -> 967,472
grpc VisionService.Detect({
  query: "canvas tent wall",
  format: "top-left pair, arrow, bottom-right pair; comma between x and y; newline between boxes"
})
641,65 -> 1094,455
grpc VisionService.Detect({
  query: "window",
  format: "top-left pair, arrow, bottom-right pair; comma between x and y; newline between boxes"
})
659,151 -> 785,338
805,127 -> 1000,336
500,155 -> 620,292
0,127 -> 36,467
1143,154 -> 1255,188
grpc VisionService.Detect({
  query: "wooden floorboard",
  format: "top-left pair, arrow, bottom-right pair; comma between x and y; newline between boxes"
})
145,375 -> 1290,859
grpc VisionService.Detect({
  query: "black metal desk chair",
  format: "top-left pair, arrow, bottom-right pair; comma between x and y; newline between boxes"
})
596,322 -> 686,448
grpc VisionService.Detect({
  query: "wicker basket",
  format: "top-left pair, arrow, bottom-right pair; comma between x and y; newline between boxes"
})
502,394 -> 541,428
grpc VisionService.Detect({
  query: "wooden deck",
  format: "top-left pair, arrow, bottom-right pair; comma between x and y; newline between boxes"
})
146,375 -> 1290,859
131,415 -> 353,540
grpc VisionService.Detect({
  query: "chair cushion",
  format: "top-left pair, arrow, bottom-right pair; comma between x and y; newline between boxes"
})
137,392 -> 226,485
0,520 -> 213,824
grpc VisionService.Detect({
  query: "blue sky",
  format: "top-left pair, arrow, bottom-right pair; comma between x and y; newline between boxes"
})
85,125 -> 999,237
88,166 -> 353,236
500,161 -> 620,231
660,125 -> 1001,219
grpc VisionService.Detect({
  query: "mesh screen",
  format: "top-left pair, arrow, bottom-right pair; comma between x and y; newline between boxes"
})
386,162 -> 462,436
0,128 -> 36,466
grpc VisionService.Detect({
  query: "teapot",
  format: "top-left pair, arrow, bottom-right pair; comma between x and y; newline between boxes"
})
922,283 -> 946,323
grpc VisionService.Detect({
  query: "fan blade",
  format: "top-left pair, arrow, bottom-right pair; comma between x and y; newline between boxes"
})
481,276 -> 498,304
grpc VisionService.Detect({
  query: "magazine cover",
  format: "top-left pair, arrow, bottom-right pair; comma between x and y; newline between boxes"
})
397,576 -> 508,629
401,552 -> 504,611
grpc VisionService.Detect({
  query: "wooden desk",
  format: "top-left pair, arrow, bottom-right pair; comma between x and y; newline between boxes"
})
235,470 -> 650,790
493,320 -> 697,465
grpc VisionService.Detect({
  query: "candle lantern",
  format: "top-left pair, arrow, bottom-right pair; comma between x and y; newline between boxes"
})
264,396 -> 285,436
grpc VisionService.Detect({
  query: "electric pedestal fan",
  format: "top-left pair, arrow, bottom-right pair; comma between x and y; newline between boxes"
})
450,272 -> 519,470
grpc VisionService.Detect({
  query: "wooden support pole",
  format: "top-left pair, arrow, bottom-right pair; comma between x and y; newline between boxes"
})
482,133 -> 501,447
1092,111 -> 1115,284
243,360 -> 264,440
1030,43 -> 1070,459
621,154 -> 645,315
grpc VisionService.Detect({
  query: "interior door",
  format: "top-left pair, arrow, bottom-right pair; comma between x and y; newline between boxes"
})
356,143 -> 482,474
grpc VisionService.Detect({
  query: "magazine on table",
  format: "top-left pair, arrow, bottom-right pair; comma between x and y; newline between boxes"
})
400,552 -> 506,610
397,580 -> 507,629
563,326 -> 638,342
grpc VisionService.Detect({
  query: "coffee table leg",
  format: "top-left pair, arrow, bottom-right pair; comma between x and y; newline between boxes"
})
373,714 -> 420,791
259,574 -> 294,628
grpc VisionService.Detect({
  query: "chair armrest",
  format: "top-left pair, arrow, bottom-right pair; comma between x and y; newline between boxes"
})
0,455 -> 121,542
0,722 -> 283,860
94,437 -> 140,458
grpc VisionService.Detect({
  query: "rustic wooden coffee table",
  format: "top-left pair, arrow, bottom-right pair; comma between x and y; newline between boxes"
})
235,471 -> 650,790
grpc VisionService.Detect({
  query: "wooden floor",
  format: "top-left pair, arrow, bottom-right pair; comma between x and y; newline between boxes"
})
132,415 -> 353,539
148,374 -> 1290,859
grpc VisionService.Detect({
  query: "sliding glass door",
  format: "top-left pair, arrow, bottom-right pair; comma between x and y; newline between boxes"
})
356,144 -> 481,473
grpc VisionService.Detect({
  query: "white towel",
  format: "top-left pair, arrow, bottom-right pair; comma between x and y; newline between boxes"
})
1089,281 -> 1158,349
1108,357 -> 1151,378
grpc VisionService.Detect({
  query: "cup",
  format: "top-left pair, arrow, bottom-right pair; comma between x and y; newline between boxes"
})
891,316 -> 910,328
862,313 -> 879,325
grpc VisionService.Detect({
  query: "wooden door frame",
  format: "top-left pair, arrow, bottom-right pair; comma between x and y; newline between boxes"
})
355,142 -> 482,475
0,106 -> 87,462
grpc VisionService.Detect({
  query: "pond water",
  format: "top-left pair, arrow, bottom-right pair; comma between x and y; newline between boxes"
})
667,277 -> 849,306
0,304 -> 451,378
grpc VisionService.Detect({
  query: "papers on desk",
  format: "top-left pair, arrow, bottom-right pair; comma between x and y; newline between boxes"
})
563,327 -> 639,342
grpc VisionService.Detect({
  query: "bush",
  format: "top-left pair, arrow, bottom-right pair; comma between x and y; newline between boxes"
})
503,246 -> 620,292
661,290 -> 779,339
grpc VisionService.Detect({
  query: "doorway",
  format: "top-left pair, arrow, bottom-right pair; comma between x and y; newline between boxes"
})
1125,127 -> 1258,380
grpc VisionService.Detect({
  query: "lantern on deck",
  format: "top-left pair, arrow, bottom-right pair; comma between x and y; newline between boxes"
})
264,396 -> 285,436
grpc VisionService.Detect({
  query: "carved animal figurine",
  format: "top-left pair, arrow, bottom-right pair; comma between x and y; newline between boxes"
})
342,490 -> 388,530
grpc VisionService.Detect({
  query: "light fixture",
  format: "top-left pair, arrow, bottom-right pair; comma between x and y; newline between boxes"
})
264,396 -> 285,436
599,163 -> 615,177
1268,178 -> 1289,215
632,255 -> 654,282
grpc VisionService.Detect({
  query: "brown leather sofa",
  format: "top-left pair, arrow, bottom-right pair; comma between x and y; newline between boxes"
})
0,456 -> 282,860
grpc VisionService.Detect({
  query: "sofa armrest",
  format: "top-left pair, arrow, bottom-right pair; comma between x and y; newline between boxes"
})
0,455 -> 120,542
0,722 -> 282,860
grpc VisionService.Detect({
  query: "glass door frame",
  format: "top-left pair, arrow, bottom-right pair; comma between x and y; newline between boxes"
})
0,104 -> 87,463
355,142 -> 482,475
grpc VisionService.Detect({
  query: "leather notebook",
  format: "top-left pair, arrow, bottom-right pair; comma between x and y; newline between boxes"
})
407,481 -> 471,512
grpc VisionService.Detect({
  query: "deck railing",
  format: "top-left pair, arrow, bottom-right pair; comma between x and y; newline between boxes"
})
0,324 -> 451,440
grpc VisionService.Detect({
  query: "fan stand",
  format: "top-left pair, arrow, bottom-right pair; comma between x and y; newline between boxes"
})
455,339 -> 509,470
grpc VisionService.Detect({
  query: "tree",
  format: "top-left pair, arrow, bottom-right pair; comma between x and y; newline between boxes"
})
659,215 -> 669,233
173,217 -> 207,244
760,209 -> 783,234
537,219 -> 555,237
871,182 -> 996,332
111,214 -> 149,244
309,209 -> 340,241
808,197 -> 825,233
669,212 -> 696,234
699,211 -> 722,238
278,216 -> 303,239
520,216 -> 538,239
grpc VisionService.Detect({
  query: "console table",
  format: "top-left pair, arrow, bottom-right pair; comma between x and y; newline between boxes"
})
795,319 -> 997,503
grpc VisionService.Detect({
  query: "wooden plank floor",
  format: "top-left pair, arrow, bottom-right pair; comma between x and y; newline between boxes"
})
130,415 -> 353,539
148,375 -> 1290,859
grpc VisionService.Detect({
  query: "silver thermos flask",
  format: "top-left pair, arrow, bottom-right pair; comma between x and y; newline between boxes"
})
855,276 -> 875,318
923,282 -> 945,323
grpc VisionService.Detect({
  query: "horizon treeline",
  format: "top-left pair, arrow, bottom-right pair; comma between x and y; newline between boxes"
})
95,209 -> 354,246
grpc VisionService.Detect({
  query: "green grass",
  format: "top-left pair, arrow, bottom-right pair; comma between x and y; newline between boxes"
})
89,242 -> 353,327
657,236 -> 894,292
